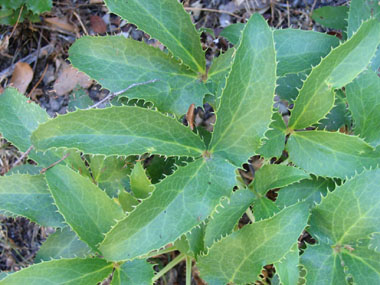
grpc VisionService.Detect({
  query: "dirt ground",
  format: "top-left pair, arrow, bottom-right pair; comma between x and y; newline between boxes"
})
0,0 -> 347,284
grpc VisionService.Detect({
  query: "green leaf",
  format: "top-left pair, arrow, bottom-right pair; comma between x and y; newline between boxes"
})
45,165 -> 125,251
175,224 -> 206,258
256,111 -> 287,159
35,227 -> 92,263
288,19 -> 380,130
89,156 -> 133,198
312,6 -> 349,30
220,22 -> 244,45
346,70 -> 380,147
276,176 -> 334,209
276,72 -> 307,102
309,168 -> 380,245
317,90 -> 350,131
204,189 -> 255,248
347,0 -> 380,37
6,164 -> 42,175
369,233 -> 380,253
274,244 -> 300,285
32,106 -> 205,157
99,156 -> 236,261
68,88 -> 93,111
0,258 -> 113,285
301,243 -> 347,285
104,0 -> 205,74
69,36 -> 207,116
118,190 -> 139,213
287,131 -> 379,178
274,29 -> 340,76
252,164 -> 309,196
221,24 -> 340,76
130,161 -> 154,199
25,0 -> 52,14
252,197 -> 280,221
210,14 -> 276,166
111,259 -> 154,285
197,202 -> 309,284
207,48 -> 234,100
0,174 -> 64,227
342,238 -> 380,284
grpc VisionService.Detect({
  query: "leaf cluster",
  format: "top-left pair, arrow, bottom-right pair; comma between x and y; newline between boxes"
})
0,0 -> 52,25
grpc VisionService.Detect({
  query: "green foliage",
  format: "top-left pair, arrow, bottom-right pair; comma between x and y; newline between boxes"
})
1,1 -> 380,283
312,6 -> 349,31
0,0 -> 52,25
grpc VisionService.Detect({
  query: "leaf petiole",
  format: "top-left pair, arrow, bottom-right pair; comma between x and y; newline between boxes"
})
152,253 -> 186,282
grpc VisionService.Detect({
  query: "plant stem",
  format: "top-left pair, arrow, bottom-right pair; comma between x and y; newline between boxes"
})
186,255 -> 193,285
143,245 -> 177,259
152,253 -> 186,282
246,207 -> 255,223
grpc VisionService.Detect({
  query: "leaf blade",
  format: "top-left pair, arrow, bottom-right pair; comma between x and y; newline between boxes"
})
210,14 -> 276,166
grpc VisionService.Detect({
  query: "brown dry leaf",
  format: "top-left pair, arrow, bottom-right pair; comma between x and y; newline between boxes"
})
54,62 -> 92,96
90,0 -> 103,3
90,15 -> 107,34
0,86 -> 4,94
44,17 -> 77,33
10,62 -> 34,94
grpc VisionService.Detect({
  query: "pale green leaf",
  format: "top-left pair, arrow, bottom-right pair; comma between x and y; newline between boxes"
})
35,227 -> 92,263
346,70 -> 380,147
252,164 -> 309,196
32,106 -> 205,157
0,258 -> 113,285
69,36 -> 207,116
99,156 -> 236,261
210,14 -> 276,166
252,197 -> 280,221
104,0 -> 205,73
0,174 -> 64,227
347,0 -> 380,37
130,161 -> 154,199
111,259 -> 154,285
89,156 -> 132,198
276,176 -> 334,209
274,244 -> 300,285
301,243 -> 347,285
312,6 -> 349,30
175,224 -> 205,258
6,164 -> 42,175
287,131 -> 379,178
342,238 -> 380,284
118,190 -> 139,213
288,19 -> 380,130
197,202 -> 309,284
256,111 -> 287,159
309,169 -> 380,245
221,24 -> 340,76
45,165 -> 125,250
369,233 -> 380,253
204,189 -> 255,248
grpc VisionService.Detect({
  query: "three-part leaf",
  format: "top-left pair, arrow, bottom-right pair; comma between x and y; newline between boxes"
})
210,14 -> 276,166
0,258 -> 113,285
0,174 -> 64,227
104,0 -> 205,74
287,131 -> 380,178
288,19 -> 380,130
45,165 -> 125,250
32,106 -> 205,157
99,156 -> 236,261
197,202 -> 309,284
69,36 -> 207,116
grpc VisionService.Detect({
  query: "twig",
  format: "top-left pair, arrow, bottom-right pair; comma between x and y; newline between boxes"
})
32,31 -> 43,73
184,7 -> 243,19
0,45 -> 54,80
88,79 -> 159,109
73,11 -> 89,36
9,5 -> 23,39
27,64 -> 48,98
40,153 -> 70,174
12,145 -> 34,168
